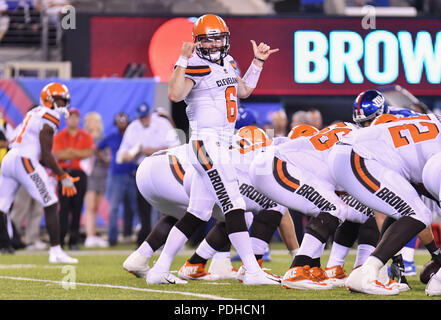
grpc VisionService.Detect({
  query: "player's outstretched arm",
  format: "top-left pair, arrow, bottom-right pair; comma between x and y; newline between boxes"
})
237,40 -> 279,99
40,124 -> 79,196
39,124 -> 65,178
168,42 -> 196,102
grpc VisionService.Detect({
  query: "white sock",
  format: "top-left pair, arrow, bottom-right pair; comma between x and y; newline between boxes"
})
229,231 -> 260,274
297,233 -> 324,258
195,239 -> 217,260
136,241 -> 154,258
212,251 -> 230,260
251,237 -> 268,256
354,244 -> 376,268
49,245 -> 62,255
151,226 -> 188,273
326,242 -> 350,268
401,246 -> 415,263
364,256 -> 384,272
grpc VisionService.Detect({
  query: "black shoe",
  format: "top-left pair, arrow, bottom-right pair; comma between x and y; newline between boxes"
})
0,245 -> 15,254
69,244 -> 80,251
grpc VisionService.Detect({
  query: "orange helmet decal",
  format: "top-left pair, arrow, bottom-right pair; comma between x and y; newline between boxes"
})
288,124 -> 319,139
237,125 -> 272,154
40,82 -> 70,109
371,114 -> 398,126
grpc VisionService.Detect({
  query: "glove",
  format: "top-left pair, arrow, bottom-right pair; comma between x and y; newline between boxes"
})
389,254 -> 411,288
56,173 -> 80,197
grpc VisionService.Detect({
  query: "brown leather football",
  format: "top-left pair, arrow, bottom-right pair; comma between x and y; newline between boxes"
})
420,260 -> 441,284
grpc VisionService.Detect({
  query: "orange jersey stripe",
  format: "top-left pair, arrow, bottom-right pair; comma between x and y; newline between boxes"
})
353,153 -> 380,192
43,113 -> 60,128
22,157 -> 35,174
170,155 -> 185,183
276,158 -> 299,191
195,140 -> 213,171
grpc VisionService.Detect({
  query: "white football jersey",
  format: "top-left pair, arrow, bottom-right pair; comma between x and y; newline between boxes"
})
9,106 -> 60,160
183,54 -> 240,143
342,114 -> 441,183
275,122 -> 358,182
170,143 -> 286,215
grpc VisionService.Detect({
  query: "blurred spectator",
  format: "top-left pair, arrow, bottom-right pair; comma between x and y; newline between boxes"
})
0,111 -> 14,164
35,0 -> 70,23
98,112 -> 138,246
290,110 -> 309,128
117,102 -> 180,246
271,110 -> 289,137
306,108 -> 323,129
53,108 -> 94,250
0,0 -> 9,42
82,112 -> 109,248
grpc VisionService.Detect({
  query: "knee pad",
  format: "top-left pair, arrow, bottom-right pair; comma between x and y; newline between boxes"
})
333,220 -> 361,248
249,210 -> 283,244
305,212 -> 340,243
224,209 -> 247,235
175,211 -> 207,239
205,221 -> 230,252
358,216 -> 380,247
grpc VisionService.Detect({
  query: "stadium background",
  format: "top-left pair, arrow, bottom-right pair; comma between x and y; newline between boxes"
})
0,0 -> 440,244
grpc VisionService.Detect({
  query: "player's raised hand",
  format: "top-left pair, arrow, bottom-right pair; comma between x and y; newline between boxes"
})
250,40 -> 279,63
181,42 -> 197,58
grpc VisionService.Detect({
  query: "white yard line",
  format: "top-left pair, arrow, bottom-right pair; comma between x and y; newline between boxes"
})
0,275 -> 239,300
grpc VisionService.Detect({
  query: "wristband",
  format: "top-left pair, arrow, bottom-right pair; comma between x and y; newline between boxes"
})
243,62 -> 263,89
175,55 -> 188,69
254,56 -> 265,63
56,172 -> 68,181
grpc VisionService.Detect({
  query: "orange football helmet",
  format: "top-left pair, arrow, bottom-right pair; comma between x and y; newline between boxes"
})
192,14 -> 230,62
288,124 -> 319,139
371,114 -> 398,126
236,126 -> 272,154
40,82 -> 70,109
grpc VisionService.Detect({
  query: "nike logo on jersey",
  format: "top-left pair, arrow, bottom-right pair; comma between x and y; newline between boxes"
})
239,183 -> 278,210
207,169 -> 234,213
216,77 -> 238,87
375,187 -> 416,217
296,184 -> 337,212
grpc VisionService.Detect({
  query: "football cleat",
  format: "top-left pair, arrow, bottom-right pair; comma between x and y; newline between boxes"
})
282,266 -> 330,290
123,251 -> 150,278
146,270 -> 188,285
345,264 -> 399,295
178,260 -> 219,280
325,265 -> 348,287
425,269 -> 441,296
310,267 -> 334,288
208,257 -> 238,280
49,250 -> 78,264
242,269 -> 281,285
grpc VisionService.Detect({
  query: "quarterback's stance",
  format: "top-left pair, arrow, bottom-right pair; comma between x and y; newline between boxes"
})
145,14 -> 279,285
0,83 -> 79,263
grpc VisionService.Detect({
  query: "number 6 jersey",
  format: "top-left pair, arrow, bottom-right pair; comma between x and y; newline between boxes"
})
183,54 -> 240,142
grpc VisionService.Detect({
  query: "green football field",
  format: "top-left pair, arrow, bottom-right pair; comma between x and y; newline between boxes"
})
0,244 -> 439,301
